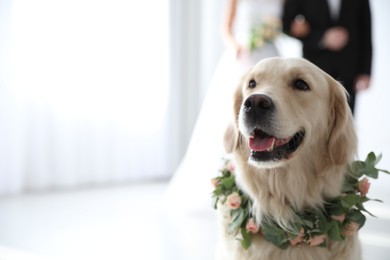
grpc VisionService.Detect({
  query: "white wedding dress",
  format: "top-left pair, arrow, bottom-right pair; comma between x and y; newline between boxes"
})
164,0 -> 284,213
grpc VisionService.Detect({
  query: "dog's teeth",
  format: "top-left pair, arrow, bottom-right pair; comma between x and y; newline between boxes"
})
267,138 -> 276,152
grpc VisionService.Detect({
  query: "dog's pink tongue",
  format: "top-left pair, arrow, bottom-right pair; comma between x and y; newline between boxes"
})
249,136 -> 275,152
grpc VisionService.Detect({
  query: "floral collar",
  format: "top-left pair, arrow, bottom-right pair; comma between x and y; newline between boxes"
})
211,152 -> 389,249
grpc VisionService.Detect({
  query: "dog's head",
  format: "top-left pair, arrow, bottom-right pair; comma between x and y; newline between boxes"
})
224,57 -> 356,169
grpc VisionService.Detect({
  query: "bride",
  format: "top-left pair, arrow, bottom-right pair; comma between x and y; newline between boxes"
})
164,0 -> 285,212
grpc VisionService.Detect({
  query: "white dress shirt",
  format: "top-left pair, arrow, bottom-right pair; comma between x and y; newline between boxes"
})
327,0 -> 341,20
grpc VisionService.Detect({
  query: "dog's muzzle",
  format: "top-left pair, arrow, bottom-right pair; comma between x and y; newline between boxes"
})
242,94 -> 274,125
241,94 -> 305,162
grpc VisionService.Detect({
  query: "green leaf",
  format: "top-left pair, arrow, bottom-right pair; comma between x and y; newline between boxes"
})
348,161 -> 366,178
374,153 -> 382,164
230,208 -> 242,220
212,196 -> 219,209
212,186 -> 223,197
276,241 -> 290,250
340,194 -> 365,208
326,203 -> 346,216
346,209 -> 366,228
365,152 -> 377,166
262,222 -> 290,249
363,152 -> 380,178
263,232 -> 289,249
371,153 -> 390,173
301,218 -> 314,229
364,168 -> 379,179
262,221 -> 286,235
228,209 -> 247,233
378,168 -> 390,174
355,202 -> 375,217
327,221 -> 344,241
240,228 -> 252,249
321,221 -> 333,234
342,179 -> 356,193
286,226 -> 302,240
222,175 -> 235,189
366,197 -> 383,203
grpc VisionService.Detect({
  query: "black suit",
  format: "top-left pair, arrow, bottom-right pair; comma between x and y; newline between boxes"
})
282,0 -> 372,113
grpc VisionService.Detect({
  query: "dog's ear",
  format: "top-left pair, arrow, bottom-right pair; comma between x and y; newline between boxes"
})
327,76 -> 357,165
224,75 -> 245,153
224,122 -> 239,153
232,77 -> 244,125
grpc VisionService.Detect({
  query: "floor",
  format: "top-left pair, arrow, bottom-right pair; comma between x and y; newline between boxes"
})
0,182 -> 220,260
0,183 -> 171,260
0,179 -> 390,260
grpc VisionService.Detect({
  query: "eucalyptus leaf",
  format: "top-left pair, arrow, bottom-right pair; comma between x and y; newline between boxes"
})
363,168 -> 379,179
326,203 -> 346,216
230,208 -> 242,220
262,222 -> 286,236
222,175 -> 235,189
379,168 -> 390,174
302,218 -> 314,228
346,209 -> 366,228
342,180 -> 356,193
348,161 -> 366,178
362,152 -> 381,178
327,221 -> 344,241
228,209 -> 247,233
213,197 -> 219,209
355,202 -> 375,217
240,228 -> 252,249
341,194 -> 365,208
365,152 -> 377,166
263,232 -> 288,249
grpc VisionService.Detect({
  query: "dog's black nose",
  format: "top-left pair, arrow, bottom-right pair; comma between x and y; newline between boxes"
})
243,94 -> 274,113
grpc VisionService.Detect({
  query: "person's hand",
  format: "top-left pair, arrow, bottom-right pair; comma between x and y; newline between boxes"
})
229,41 -> 247,59
322,27 -> 349,51
355,74 -> 371,92
234,44 -> 245,59
291,15 -> 310,38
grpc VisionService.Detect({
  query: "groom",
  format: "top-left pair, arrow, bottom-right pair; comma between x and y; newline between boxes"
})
282,0 -> 372,114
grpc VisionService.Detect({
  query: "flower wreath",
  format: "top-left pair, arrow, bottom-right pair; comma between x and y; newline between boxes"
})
211,152 -> 389,250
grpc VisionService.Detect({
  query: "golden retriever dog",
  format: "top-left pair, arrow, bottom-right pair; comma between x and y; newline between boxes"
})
218,57 -> 359,260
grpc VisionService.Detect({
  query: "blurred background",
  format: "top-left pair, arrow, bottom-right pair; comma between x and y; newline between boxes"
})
0,0 -> 389,259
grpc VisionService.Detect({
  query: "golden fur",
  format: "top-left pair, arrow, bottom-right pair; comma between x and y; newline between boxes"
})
217,57 -> 359,260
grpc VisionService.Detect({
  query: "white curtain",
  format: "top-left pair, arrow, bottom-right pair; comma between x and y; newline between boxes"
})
0,0 -> 171,194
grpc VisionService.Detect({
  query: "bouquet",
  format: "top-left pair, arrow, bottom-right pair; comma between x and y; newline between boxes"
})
249,16 -> 282,52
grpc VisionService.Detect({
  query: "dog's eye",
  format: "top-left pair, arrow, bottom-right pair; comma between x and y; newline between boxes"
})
293,79 -> 310,91
248,79 -> 256,89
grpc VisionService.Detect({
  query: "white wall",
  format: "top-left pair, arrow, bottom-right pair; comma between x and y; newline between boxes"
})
0,0 -> 172,194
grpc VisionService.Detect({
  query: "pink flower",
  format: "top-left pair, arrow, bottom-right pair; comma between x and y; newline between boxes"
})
211,178 -> 219,188
228,162 -> 235,173
358,177 -> 371,196
245,218 -> 259,233
342,222 -> 360,237
331,214 -> 346,223
289,228 -> 305,246
307,234 -> 326,247
226,192 -> 242,209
